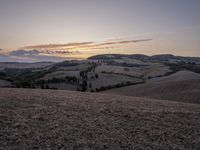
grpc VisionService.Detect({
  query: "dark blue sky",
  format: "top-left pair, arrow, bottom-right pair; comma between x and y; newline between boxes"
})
0,0 -> 200,58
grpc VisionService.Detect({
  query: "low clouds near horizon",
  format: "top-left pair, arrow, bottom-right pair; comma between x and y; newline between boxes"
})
24,42 -> 93,50
0,38 -> 153,62
10,50 -> 40,57
22,39 -> 152,51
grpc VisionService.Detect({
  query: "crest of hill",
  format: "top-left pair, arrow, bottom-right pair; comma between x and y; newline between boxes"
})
88,54 -> 200,63
88,54 -> 149,60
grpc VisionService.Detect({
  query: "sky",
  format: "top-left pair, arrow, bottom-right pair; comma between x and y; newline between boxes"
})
0,0 -> 200,62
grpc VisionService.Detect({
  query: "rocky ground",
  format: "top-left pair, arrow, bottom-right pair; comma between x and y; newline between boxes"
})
0,88 -> 200,149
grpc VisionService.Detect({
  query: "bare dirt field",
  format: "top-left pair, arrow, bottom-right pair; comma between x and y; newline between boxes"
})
105,70 -> 200,104
0,88 -> 200,149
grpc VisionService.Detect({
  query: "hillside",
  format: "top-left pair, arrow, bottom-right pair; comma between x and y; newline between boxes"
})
0,88 -> 200,149
88,54 -> 200,64
1,54 -> 199,92
0,59 -> 170,91
0,79 -> 11,87
104,70 -> 200,104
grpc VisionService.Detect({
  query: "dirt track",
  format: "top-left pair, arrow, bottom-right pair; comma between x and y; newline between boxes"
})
0,88 -> 200,149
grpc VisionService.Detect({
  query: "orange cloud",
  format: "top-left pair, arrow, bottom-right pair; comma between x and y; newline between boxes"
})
23,42 -> 93,49
22,39 -> 152,52
94,39 -> 152,46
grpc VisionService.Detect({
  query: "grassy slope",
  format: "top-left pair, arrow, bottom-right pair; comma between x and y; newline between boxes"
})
0,79 -> 11,87
0,88 -> 200,149
95,63 -> 170,79
104,70 -> 200,104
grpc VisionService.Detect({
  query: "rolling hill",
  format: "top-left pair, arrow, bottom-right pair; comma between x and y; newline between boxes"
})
88,54 -> 200,64
104,70 -> 200,104
0,88 -> 200,149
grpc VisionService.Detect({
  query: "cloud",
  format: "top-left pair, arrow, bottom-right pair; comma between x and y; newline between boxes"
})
10,49 -> 40,56
0,49 -> 74,62
22,39 -> 152,51
91,46 -> 117,50
95,39 -> 152,46
23,42 -> 93,49
1,49 -> 81,62
0,54 -> 68,62
1,38 -> 152,62
45,50 -> 79,54
10,49 -> 79,56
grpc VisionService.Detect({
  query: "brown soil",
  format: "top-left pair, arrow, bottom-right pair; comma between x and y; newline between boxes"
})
0,88 -> 200,149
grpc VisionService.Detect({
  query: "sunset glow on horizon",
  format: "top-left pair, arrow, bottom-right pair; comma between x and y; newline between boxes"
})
0,0 -> 200,61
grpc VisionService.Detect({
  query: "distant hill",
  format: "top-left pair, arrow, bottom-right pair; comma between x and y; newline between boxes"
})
129,54 -> 149,60
88,54 -> 129,60
88,54 -> 148,60
150,54 -> 176,60
88,54 -> 200,64
0,62 -> 54,70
